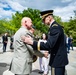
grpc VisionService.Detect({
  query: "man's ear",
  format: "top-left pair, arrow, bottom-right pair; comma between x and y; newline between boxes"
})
25,21 -> 27,23
48,16 -> 51,18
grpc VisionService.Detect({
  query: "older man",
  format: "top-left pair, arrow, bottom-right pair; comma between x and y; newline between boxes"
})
21,10 -> 69,75
9,17 -> 47,75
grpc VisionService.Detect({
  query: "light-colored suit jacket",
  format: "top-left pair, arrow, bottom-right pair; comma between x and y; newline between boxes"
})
9,26 -> 44,74
9,26 -> 34,74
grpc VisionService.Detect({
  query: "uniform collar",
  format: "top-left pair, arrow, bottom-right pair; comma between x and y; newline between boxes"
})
49,20 -> 55,27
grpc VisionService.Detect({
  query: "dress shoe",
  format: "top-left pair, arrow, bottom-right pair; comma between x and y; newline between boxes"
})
44,74 -> 47,75
38,71 -> 44,74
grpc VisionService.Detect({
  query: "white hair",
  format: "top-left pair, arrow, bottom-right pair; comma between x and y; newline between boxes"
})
21,17 -> 31,25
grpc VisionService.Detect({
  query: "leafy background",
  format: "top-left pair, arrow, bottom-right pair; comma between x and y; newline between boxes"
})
0,8 -> 76,46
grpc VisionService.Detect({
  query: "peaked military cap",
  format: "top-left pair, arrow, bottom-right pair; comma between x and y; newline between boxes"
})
40,10 -> 53,20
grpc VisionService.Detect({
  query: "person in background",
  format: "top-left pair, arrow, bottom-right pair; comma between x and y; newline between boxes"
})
29,26 -> 47,63
2,32 -> 8,52
69,35 -> 74,50
66,35 -> 70,53
39,33 -> 49,75
10,34 -> 14,51
22,10 -> 69,75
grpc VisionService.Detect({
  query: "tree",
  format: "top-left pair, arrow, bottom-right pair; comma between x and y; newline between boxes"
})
11,8 -> 49,36
63,17 -> 76,46
0,8 -> 76,46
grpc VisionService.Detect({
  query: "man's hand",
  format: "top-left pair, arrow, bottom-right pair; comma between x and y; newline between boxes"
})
44,51 -> 49,58
21,35 -> 33,45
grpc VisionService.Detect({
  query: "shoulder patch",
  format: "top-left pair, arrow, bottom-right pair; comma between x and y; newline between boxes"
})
52,24 -> 58,27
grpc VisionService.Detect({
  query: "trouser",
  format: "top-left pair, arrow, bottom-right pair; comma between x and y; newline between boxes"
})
51,66 -> 65,75
67,44 -> 70,53
3,43 -> 7,52
39,57 -> 49,74
15,74 -> 29,75
10,43 -> 13,49
70,43 -> 73,50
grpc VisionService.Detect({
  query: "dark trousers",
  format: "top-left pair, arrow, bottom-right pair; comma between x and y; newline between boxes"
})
3,43 -> 7,52
70,43 -> 73,50
66,44 -> 70,53
10,42 -> 14,49
51,66 -> 65,75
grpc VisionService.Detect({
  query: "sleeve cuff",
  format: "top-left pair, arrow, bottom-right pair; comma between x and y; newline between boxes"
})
37,41 -> 40,51
32,41 -> 41,51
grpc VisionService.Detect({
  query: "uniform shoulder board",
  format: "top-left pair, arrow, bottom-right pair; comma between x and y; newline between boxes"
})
52,24 -> 58,27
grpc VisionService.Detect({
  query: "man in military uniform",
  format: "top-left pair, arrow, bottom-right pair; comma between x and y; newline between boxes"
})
22,10 -> 69,75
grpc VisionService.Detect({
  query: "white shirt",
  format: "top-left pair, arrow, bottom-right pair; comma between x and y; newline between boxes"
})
39,39 -> 48,53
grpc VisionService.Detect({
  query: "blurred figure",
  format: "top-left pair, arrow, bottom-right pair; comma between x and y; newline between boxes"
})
69,35 -> 74,50
10,34 -> 14,51
29,26 -> 47,63
2,32 -> 8,52
29,25 -> 35,34
66,35 -> 70,53
39,33 -> 49,75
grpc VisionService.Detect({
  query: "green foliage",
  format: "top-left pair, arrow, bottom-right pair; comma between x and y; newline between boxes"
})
63,17 -> 76,45
0,8 -> 49,36
11,8 -> 49,35
0,19 -> 10,34
0,8 -> 76,45
54,16 -> 63,25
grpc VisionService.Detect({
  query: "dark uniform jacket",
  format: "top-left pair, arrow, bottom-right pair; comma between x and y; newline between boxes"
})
32,21 -> 68,67
2,35 -> 8,43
